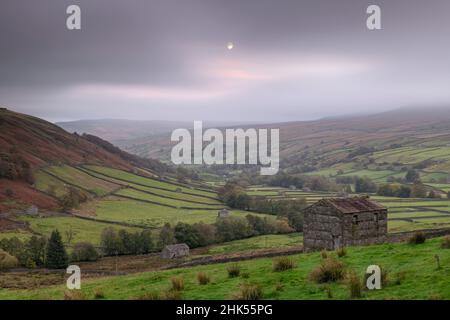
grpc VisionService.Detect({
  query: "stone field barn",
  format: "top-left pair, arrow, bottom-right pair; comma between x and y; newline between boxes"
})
303,196 -> 387,251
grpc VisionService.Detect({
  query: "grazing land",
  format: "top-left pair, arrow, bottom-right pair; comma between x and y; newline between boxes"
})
1,237 -> 448,300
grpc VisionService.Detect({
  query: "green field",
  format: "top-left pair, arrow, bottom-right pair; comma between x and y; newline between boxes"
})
44,165 -> 120,196
87,197 -> 272,228
83,165 -> 217,198
202,233 -> 302,256
114,188 -> 222,209
1,237 -> 448,300
19,215 -> 142,245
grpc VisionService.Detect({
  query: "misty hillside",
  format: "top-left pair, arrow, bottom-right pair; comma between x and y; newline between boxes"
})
0,108 -> 169,211
114,107 -> 450,174
56,119 -> 261,146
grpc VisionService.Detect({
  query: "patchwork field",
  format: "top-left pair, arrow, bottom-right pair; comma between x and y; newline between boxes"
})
81,197 -> 272,229
246,187 -> 450,233
1,237 -> 448,300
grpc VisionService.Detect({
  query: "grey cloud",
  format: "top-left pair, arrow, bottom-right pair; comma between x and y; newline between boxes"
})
1,0 -> 450,122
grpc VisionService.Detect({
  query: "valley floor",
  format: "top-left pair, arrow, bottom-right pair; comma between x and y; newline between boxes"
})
1,237 -> 449,300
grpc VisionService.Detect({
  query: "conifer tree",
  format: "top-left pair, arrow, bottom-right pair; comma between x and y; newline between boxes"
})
45,230 -> 68,269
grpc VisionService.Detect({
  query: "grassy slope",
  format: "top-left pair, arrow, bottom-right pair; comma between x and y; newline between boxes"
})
19,216 -> 142,245
1,237 -> 448,300
87,197 -> 272,228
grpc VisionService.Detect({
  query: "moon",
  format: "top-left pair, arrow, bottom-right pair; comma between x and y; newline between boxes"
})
227,42 -> 234,50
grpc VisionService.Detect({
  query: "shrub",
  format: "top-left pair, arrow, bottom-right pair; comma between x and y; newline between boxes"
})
136,291 -> 161,300
441,236 -> 450,249
309,257 -> 345,283
170,277 -> 184,291
227,264 -> 241,278
197,272 -> 210,285
71,242 -> 99,262
336,247 -> 347,258
272,257 -> 295,272
408,232 -> 426,244
162,290 -> 183,300
0,249 -> 19,270
275,282 -> 284,292
93,289 -> 105,299
392,271 -> 406,286
64,290 -> 87,300
235,283 -> 263,300
347,271 -> 362,299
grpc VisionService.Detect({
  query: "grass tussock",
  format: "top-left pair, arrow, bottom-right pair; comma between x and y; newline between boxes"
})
64,290 -> 87,300
272,257 -> 295,272
336,247 -> 347,258
347,271 -> 363,299
234,283 -> 264,300
136,290 -> 182,300
320,250 -> 328,259
170,276 -> 184,291
93,288 -> 105,299
408,231 -> 426,244
309,257 -> 345,283
441,236 -> 450,249
197,272 -> 210,285
227,264 -> 241,278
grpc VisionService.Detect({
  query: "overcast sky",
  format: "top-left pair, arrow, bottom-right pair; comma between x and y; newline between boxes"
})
1,0 -> 450,122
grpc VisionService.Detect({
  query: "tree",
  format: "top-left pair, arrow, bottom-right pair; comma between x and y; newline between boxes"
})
159,223 -> 175,247
71,242 -> 99,262
410,182 -> 427,198
100,228 -> 123,255
354,177 -> 377,193
0,249 -> 19,270
397,185 -> 411,198
405,169 -> 420,183
45,230 -> 68,269
25,236 -> 47,266
174,223 -> 200,248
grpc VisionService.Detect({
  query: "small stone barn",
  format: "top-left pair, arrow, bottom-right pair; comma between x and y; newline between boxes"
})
218,208 -> 230,218
303,196 -> 387,252
161,243 -> 190,259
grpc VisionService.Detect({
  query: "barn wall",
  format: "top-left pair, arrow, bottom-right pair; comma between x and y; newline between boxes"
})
342,209 -> 387,246
303,205 -> 342,251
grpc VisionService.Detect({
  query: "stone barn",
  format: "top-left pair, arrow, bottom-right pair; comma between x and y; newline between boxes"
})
303,196 -> 387,252
161,243 -> 190,259
218,208 -> 230,218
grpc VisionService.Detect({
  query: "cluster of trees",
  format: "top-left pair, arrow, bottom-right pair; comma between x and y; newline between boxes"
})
58,187 -> 89,211
217,182 -> 305,231
158,214 -> 295,249
100,228 -> 154,256
377,182 -> 441,199
0,151 -> 34,183
0,230 -> 68,269
266,173 -> 339,192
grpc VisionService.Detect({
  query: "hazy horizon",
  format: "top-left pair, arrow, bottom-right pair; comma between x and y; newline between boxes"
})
2,0 -> 450,122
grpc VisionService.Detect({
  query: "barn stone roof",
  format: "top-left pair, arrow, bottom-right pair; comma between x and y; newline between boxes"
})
317,196 -> 386,214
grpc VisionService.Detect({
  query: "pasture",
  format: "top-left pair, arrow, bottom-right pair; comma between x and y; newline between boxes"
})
1,237 -> 448,300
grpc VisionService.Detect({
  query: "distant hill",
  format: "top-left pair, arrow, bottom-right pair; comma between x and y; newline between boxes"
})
116,107 -> 450,176
0,108 -> 169,211
56,119 -> 259,146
